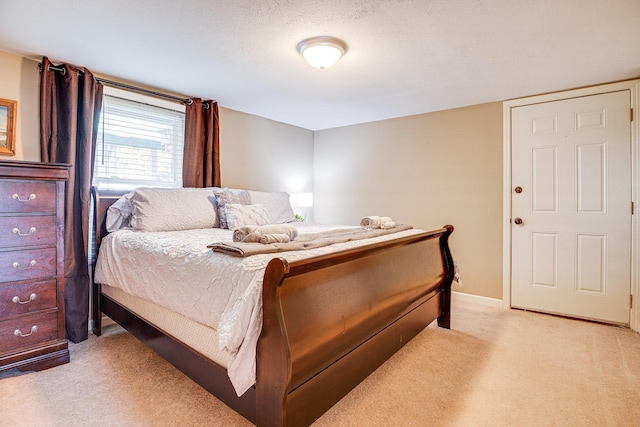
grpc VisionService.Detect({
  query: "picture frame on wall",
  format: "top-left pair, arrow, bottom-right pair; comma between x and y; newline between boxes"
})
0,98 -> 17,156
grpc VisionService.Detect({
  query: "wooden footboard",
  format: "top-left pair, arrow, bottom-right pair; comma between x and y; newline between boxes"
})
258,226 -> 454,426
90,187 -> 454,427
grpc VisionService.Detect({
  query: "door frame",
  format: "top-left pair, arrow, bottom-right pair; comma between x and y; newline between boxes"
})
502,79 -> 640,332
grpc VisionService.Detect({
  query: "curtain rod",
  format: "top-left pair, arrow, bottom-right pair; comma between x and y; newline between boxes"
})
42,63 -> 212,108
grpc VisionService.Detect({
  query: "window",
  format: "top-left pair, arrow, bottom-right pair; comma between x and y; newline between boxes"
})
93,87 -> 186,190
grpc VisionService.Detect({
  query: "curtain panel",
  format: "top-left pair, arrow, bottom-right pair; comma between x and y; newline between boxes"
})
183,99 -> 221,188
39,57 -> 103,343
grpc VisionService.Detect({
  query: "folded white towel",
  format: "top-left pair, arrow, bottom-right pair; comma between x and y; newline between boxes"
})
360,216 -> 395,229
259,233 -> 291,244
233,224 -> 298,243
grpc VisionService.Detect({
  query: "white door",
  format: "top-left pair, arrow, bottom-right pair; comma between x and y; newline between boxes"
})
511,91 -> 631,324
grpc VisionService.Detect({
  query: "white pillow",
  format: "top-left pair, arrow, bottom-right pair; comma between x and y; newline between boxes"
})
105,191 -> 134,232
129,187 -> 218,232
248,190 -> 297,224
224,203 -> 269,229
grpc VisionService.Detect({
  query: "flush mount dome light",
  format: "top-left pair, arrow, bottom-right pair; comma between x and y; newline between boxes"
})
297,36 -> 347,69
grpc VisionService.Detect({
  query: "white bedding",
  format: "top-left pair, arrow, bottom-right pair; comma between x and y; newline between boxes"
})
94,223 -> 424,396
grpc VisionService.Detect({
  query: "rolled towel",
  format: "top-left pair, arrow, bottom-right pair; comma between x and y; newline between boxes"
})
360,216 -> 394,229
233,226 -> 257,242
380,221 -> 396,229
360,216 -> 381,229
259,234 -> 291,244
233,224 -> 298,242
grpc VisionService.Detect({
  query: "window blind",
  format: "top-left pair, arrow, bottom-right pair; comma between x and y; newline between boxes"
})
93,91 -> 186,190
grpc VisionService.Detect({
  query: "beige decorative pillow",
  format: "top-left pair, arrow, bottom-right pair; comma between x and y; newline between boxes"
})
224,203 -> 269,229
214,188 -> 251,229
129,187 -> 218,232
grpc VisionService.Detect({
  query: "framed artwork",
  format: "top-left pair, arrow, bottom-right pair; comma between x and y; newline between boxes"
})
0,98 -> 17,156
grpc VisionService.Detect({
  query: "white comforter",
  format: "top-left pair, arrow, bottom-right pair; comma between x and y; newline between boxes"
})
94,224 -> 423,396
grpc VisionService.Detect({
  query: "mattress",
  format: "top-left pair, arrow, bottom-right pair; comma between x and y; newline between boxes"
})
94,223 -> 424,395
102,284 -> 228,367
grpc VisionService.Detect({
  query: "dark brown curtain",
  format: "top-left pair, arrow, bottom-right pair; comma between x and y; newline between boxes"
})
40,57 -> 103,343
183,99 -> 220,187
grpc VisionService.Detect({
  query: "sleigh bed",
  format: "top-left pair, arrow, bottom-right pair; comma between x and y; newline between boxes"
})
91,186 -> 455,426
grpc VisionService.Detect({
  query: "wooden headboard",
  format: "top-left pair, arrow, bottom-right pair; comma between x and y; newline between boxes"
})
91,187 -> 128,248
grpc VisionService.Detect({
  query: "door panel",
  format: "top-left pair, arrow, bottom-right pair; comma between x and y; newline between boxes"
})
511,91 -> 631,324
531,232 -> 556,287
532,147 -> 557,212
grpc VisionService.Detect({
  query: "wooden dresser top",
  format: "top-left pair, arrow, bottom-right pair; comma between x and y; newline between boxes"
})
0,161 -> 70,181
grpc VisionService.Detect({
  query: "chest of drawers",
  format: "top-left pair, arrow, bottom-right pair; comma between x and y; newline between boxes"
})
0,160 -> 70,372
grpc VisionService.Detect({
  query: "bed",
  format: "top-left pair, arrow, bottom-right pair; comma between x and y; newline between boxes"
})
91,186 -> 455,426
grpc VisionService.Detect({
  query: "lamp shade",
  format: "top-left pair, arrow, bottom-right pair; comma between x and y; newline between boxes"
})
296,192 -> 313,208
297,37 -> 347,69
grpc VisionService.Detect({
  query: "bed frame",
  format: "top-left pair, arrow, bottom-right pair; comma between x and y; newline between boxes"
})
91,187 -> 455,426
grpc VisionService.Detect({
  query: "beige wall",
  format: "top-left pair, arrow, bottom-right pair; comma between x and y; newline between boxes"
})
0,52 -> 41,161
314,103 -> 504,299
219,107 -> 314,196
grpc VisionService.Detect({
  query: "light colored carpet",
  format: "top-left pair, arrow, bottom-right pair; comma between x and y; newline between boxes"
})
1,300 -> 639,426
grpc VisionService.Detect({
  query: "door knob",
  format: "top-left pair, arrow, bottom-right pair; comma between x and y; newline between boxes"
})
514,218 -> 523,225
515,186 -> 523,193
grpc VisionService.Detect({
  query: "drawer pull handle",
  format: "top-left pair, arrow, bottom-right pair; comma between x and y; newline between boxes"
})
14,325 -> 38,338
12,227 -> 37,236
12,193 -> 37,202
12,293 -> 37,304
13,260 -> 37,269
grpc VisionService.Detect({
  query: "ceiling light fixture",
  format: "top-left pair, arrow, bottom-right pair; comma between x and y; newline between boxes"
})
296,36 -> 347,69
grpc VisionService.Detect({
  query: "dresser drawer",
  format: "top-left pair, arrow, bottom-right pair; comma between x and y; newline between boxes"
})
0,310 -> 58,354
0,248 -> 56,283
0,216 -> 57,249
0,279 -> 57,316
0,181 -> 57,214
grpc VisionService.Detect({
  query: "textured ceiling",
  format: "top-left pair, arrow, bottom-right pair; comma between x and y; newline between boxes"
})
0,0 -> 639,130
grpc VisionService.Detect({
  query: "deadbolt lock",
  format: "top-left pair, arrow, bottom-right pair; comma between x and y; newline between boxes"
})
515,186 -> 523,193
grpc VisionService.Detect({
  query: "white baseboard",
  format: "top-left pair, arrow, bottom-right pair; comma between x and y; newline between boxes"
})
452,291 -> 503,308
